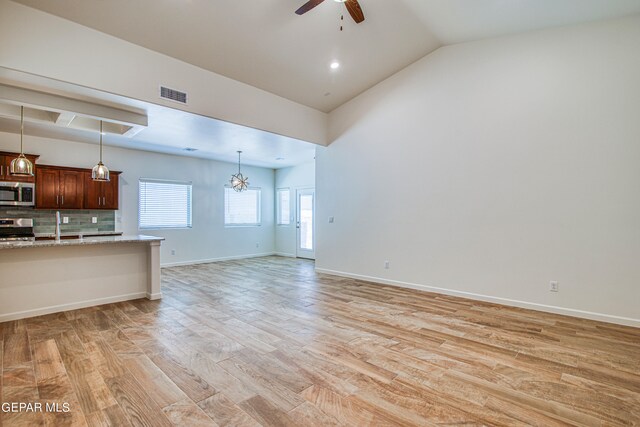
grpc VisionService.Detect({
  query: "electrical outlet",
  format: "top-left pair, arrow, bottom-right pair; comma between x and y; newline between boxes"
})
92,217 -> 98,224
171,249 -> 176,256
384,260 -> 390,269
328,216 -> 334,223
62,217 -> 69,224
549,281 -> 559,292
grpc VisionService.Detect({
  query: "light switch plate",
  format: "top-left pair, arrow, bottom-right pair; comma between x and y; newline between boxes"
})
62,217 -> 69,224
92,217 -> 98,224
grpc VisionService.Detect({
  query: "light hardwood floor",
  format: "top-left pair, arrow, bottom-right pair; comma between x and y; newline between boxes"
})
1,256 -> 639,426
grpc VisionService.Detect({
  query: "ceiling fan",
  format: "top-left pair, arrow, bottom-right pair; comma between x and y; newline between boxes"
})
295,0 -> 365,24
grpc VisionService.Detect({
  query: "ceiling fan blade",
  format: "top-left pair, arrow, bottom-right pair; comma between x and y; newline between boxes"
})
295,0 -> 326,15
344,0 -> 365,23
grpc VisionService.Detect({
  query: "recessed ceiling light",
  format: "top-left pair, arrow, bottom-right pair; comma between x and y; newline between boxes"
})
183,147 -> 198,152
275,157 -> 285,161
330,61 -> 340,70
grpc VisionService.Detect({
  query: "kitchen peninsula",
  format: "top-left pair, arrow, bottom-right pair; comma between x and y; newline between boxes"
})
0,235 -> 163,321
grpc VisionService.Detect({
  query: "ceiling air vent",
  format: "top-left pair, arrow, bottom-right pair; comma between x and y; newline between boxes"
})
160,86 -> 187,104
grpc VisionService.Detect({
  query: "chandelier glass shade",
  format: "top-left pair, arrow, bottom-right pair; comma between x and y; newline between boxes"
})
9,106 -> 34,177
230,151 -> 249,192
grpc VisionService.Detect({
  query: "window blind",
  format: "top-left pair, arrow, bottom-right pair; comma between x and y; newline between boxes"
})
139,179 -> 192,229
277,188 -> 290,225
225,187 -> 261,226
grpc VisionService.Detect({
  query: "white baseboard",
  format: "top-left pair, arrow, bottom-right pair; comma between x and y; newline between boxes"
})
146,292 -> 162,300
315,268 -> 640,328
274,252 -> 296,258
0,292 -> 148,322
161,252 -> 277,267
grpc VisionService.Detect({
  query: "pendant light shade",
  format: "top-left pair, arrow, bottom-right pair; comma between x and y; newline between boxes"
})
230,151 -> 249,192
92,161 -> 110,181
9,106 -> 34,177
92,121 -> 110,182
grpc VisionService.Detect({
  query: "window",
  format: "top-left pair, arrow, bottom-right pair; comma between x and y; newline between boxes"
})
139,179 -> 192,229
276,188 -> 290,225
224,187 -> 261,226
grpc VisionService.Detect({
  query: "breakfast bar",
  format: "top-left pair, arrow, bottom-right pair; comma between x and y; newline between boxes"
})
0,235 -> 163,321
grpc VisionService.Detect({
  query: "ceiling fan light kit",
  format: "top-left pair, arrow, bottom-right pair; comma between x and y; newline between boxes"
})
295,0 -> 365,24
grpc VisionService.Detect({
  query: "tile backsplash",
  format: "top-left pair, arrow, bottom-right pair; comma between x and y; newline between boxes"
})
0,208 -> 115,235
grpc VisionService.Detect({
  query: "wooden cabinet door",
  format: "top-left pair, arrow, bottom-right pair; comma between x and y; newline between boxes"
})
36,167 -> 60,209
83,172 -> 102,209
0,155 -> 15,181
83,172 -> 119,210
102,174 -> 119,209
0,155 -> 7,180
59,170 -> 84,209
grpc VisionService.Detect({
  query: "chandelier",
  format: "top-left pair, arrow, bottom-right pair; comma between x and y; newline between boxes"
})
230,150 -> 249,192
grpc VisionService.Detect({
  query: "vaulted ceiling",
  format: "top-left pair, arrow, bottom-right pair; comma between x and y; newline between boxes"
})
3,0 -> 640,168
12,0 -> 640,113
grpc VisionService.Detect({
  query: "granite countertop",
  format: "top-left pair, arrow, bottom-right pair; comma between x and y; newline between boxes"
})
0,235 -> 164,250
34,231 -> 124,238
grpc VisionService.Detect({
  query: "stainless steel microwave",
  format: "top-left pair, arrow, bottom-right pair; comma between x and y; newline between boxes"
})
0,182 -> 35,207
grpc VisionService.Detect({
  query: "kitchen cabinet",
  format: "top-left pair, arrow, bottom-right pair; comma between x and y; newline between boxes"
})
35,164 -> 120,210
35,167 -> 59,208
0,151 -> 39,183
83,172 -> 119,210
36,166 -> 84,209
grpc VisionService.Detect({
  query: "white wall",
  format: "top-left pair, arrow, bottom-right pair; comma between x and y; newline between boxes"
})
318,15 -> 640,326
0,0 -> 327,146
0,132 -> 276,266
274,160 -> 316,256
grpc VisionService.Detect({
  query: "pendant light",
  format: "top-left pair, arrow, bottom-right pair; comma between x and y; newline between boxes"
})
9,106 -> 34,177
91,120 -> 110,181
230,150 -> 249,192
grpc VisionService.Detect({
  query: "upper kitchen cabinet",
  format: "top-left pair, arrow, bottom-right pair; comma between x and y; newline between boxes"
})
83,172 -> 120,210
36,165 -> 84,209
0,151 -> 39,183
36,165 -> 121,210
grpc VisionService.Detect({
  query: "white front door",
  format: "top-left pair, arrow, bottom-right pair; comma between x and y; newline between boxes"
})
296,188 -> 315,259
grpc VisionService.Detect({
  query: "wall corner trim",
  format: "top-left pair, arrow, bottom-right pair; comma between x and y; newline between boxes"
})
315,268 -> 640,328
